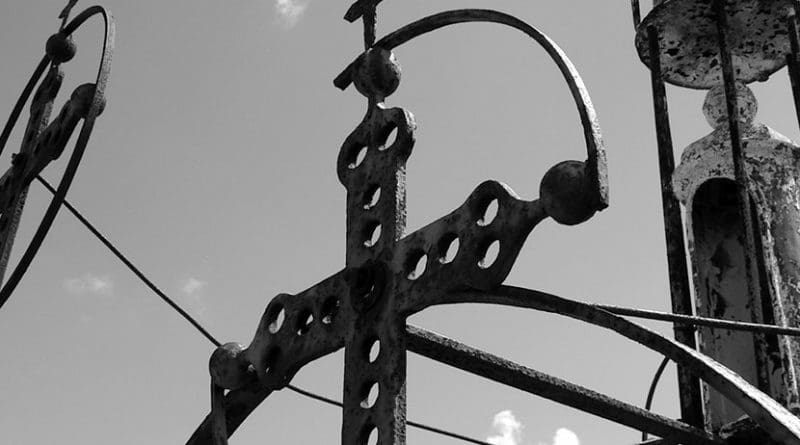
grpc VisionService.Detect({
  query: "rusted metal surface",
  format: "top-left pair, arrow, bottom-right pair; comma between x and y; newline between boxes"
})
199,8 -> 612,445
0,5 -> 114,310
0,66 -> 62,285
339,45 -> 414,445
651,0 -> 800,430
406,326 -> 723,445
672,80 -> 800,430
645,23 -> 704,428
188,383 -> 273,444
195,5 -> 800,445
333,10 -> 610,212
438,286 -> 800,445
635,0 -> 794,89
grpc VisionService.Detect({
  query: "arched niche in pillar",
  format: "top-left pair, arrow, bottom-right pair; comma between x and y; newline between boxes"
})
690,177 -> 782,429
674,82 -> 800,431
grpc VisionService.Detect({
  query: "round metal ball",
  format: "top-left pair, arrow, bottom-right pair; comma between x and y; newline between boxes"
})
352,48 -> 401,100
209,342 -> 251,390
539,160 -> 596,225
46,33 -> 77,64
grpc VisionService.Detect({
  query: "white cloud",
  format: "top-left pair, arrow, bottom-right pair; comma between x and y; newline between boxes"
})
178,277 -> 208,319
64,274 -> 113,296
549,428 -> 580,445
486,411 -> 580,445
487,411 -> 523,445
275,0 -> 307,27
180,277 -> 206,296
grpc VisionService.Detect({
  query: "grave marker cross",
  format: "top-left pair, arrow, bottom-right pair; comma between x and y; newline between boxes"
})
202,5 -> 612,444
193,5 -> 800,445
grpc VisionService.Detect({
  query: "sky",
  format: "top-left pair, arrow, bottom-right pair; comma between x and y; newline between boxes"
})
0,1 -> 799,445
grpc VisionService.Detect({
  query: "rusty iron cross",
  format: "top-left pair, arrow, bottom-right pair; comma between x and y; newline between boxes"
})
195,4 -> 800,445
0,4 -> 113,310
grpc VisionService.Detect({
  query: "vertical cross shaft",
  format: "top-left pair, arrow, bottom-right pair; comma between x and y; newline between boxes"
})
344,0 -> 382,48
341,116 -> 409,445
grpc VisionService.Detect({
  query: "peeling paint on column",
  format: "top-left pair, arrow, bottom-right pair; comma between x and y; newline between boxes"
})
674,83 -> 800,431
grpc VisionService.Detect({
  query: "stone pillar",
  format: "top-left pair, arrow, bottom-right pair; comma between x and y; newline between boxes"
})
673,83 -> 800,431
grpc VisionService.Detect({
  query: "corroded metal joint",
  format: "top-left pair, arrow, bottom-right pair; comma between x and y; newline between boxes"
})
346,260 -> 388,313
209,342 -> 256,390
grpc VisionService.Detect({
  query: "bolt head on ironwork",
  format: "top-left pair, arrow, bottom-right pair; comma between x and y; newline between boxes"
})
209,342 -> 252,390
352,48 -> 401,100
46,32 -> 76,64
540,160 -> 597,225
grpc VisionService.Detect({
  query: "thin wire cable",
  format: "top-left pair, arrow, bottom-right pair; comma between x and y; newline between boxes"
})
35,175 -> 491,445
594,303 -> 800,337
35,175 -> 221,347
286,385 -> 492,445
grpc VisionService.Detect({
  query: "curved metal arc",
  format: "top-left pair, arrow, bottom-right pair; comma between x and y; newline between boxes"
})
0,6 -> 114,309
442,286 -> 800,445
643,357 -> 671,442
334,9 -> 608,209
188,384 -> 274,445
406,325 -> 723,445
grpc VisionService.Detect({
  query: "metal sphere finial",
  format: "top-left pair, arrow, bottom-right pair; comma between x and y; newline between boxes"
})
352,48 -> 401,101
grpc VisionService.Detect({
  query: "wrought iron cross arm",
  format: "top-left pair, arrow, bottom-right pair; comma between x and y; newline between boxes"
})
333,9 -> 608,213
393,181 -> 547,315
441,285 -> 800,445
406,326 -> 724,445
243,271 -> 349,389
189,320 -> 721,445
200,273 -> 352,445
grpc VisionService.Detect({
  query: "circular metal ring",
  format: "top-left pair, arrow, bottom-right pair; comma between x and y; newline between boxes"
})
0,6 -> 115,309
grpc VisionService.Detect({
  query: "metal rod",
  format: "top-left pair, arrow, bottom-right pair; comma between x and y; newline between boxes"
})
36,175 -> 222,347
631,0 -> 641,29
363,5 -> 376,48
645,23 -> 703,428
597,303 -> 800,338
643,357 -> 671,442
787,3 -> 800,133
210,383 -> 227,445
406,325 -> 724,445
712,0 -> 772,394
